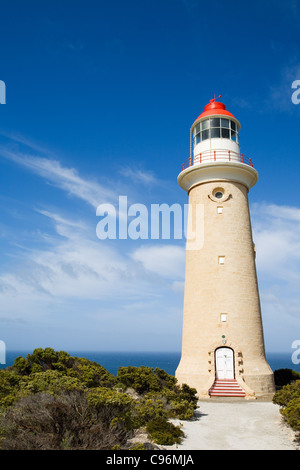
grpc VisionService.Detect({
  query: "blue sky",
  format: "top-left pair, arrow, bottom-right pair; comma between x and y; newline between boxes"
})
0,0 -> 300,353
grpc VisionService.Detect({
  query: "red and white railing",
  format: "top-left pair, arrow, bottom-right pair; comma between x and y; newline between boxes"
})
181,150 -> 254,171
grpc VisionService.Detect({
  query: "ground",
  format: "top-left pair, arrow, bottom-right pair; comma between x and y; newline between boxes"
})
165,398 -> 299,451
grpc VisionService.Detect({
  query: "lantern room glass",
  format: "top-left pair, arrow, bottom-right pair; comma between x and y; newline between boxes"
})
193,118 -> 239,145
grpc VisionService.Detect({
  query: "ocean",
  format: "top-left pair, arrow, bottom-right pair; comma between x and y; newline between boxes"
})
1,350 -> 300,376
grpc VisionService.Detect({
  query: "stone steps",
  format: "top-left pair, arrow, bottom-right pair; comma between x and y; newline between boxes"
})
209,379 -> 246,397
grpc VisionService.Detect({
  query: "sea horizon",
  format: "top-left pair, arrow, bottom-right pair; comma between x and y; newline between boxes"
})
1,349 -> 299,376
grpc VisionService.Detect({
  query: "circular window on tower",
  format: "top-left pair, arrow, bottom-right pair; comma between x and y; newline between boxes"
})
213,187 -> 225,200
210,187 -> 230,203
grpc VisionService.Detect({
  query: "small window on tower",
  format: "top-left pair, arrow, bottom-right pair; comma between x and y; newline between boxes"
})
217,206 -> 223,214
220,314 -> 227,322
218,256 -> 225,265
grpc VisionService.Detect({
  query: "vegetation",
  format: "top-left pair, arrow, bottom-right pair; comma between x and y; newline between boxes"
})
146,417 -> 184,445
0,348 -> 198,450
274,368 -> 300,388
273,368 -> 300,443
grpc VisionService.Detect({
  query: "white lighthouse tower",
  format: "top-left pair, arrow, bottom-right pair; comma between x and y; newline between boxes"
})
175,98 -> 275,398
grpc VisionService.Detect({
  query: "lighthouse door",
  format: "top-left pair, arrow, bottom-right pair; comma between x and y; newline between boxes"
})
215,348 -> 234,379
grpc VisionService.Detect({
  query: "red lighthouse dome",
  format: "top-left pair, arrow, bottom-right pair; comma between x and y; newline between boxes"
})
194,97 -> 236,122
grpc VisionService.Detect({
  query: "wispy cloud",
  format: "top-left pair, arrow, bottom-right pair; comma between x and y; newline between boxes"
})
248,201 -> 300,350
267,63 -> 300,112
0,209 -> 185,345
0,146 -> 117,208
119,167 -> 160,186
35,209 -> 88,239
252,202 -> 300,276
252,202 -> 300,313
131,244 -> 185,280
0,134 -> 167,213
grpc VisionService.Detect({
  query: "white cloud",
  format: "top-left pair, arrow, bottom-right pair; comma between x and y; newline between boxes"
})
252,202 -> 300,281
0,136 -> 186,350
0,212 -> 185,317
37,210 -> 86,228
0,146 -> 117,208
131,244 -> 185,280
0,207 -> 186,349
0,229 -> 132,304
251,202 -> 300,350
119,167 -> 160,186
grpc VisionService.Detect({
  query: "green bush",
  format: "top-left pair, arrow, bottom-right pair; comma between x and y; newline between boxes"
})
274,369 -> 300,387
134,395 -> 167,428
129,443 -> 147,450
0,390 -> 132,450
116,366 -> 198,420
281,397 -> 300,430
87,387 -> 136,430
273,380 -> 300,408
116,366 -> 164,394
0,348 -> 198,449
146,417 -> 184,445
273,378 -> 300,442
0,370 -> 22,407
169,399 -> 195,420
10,348 -> 116,389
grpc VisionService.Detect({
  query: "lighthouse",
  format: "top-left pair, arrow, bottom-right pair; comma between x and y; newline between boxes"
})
175,98 -> 275,398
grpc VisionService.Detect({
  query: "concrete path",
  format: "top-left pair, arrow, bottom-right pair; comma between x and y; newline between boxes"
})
168,399 -> 298,450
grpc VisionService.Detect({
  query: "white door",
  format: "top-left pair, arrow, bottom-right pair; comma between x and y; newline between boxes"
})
215,348 -> 234,379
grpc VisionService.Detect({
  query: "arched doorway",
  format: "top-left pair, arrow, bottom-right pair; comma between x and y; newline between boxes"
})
215,347 -> 234,379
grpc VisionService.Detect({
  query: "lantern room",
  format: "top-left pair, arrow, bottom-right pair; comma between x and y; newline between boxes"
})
180,98 -> 257,191
190,98 -> 242,165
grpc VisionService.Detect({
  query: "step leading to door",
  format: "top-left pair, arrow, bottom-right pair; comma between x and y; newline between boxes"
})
209,379 -> 246,397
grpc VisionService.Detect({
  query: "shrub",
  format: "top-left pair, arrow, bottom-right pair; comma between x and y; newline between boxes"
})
134,395 -> 167,427
281,397 -> 300,430
10,348 -> 116,388
129,443 -> 147,450
116,366 -> 198,430
178,383 -> 198,407
273,379 -> 300,443
87,387 -> 136,430
116,366 -> 198,416
273,380 -> 300,407
0,370 -> 22,407
274,369 -> 300,387
146,417 -> 184,445
116,366 -> 162,394
0,348 -> 198,449
169,399 -> 195,420
0,390 -> 132,450
70,357 -> 116,388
